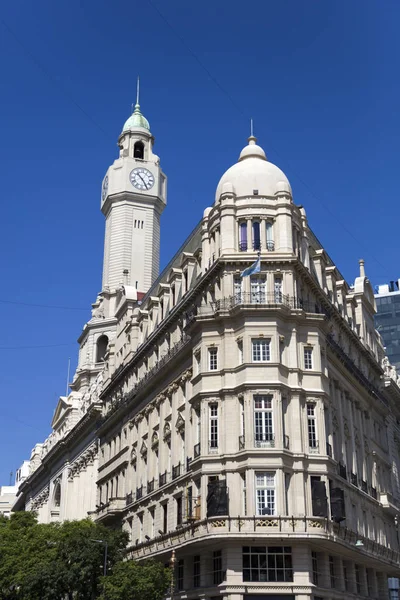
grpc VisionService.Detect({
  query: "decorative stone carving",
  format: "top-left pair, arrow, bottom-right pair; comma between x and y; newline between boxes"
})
31,485 -> 50,510
175,413 -> 185,432
163,422 -> 171,440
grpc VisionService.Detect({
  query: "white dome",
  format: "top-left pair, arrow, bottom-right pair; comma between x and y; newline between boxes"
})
215,137 -> 291,201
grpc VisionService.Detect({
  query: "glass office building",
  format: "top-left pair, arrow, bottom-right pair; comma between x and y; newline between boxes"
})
375,280 -> 400,370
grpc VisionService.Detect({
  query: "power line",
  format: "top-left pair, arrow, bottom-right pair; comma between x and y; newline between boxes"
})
145,0 -> 392,281
0,17 -> 112,140
0,343 -> 75,350
0,298 -> 88,311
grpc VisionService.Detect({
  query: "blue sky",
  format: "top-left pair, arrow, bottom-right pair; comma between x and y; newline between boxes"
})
0,0 -> 399,483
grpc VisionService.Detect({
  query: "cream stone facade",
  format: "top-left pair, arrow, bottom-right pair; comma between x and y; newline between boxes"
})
14,101 -> 400,600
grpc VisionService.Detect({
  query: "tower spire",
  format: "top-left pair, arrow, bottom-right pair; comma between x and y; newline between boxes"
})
136,76 -> 140,107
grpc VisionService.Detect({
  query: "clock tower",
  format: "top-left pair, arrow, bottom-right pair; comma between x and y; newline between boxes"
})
101,83 -> 167,294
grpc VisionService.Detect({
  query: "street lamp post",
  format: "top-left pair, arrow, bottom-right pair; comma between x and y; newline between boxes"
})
169,549 -> 176,600
90,539 -> 109,584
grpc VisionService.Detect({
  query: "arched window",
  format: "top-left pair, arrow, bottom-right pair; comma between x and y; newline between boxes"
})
53,480 -> 61,508
134,141 -> 144,159
96,335 -> 108,362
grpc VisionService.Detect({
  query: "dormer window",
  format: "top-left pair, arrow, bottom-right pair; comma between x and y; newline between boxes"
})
134,141 -> 144,159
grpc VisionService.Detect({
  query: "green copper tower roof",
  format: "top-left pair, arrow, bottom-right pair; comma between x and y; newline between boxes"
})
122,77 -> 150,133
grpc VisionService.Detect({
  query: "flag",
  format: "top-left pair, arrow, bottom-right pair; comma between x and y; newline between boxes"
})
241,254 -> 261,277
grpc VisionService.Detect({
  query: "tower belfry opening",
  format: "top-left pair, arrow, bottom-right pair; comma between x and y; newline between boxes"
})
134,141 -> 144,159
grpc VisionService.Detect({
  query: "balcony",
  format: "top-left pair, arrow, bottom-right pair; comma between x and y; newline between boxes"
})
326,442 -> 332,457
186,456 -> 192,471
338,462 -> 347,480
208,441 -> 219,454
205,293 -> 325,315
239,435 -> 245,450
172,463 -> 183,480
239,241 -> 247,252
159,471 -> 167,487
370,486 -> 378,500
126,492 -> 133,506
136,485 -> 143,501
147,479 -> 155,494
254,434 -> 275,448
284,435 -> 290,450
309,441 -> 319,454
193,443 -> 201,458
128,515 -> 400,569
361,480 -> 368,493
351,473 -> 358,487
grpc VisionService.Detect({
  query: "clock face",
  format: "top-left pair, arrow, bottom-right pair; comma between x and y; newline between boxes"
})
101,175 -> 108,202
129,167 -> 155,191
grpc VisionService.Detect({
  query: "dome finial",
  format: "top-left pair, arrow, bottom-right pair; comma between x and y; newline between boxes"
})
248,118 -> 257,145
122,76 -> 151,132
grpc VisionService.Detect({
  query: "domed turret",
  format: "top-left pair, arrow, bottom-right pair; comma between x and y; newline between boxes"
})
215,136 -> 291,201
121,77 -> 151,133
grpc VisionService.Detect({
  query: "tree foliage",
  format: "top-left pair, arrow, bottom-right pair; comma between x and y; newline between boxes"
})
100,559 -> 171,600
0,513 -> 168,600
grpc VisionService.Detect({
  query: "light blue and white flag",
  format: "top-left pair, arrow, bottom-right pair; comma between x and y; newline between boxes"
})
241,254 -> 261,278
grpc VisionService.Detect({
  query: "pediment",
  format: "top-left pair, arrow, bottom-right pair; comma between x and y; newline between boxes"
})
51,396 -> 72,429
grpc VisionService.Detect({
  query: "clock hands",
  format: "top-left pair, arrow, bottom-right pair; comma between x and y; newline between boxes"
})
137,173 -> 149,190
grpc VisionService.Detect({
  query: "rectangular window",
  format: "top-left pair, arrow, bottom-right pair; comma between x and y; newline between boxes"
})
213,550 -> 224,584
239,222 -> 247,251
252,221 -> 261,251
355,564 -> 361,595
311,551 -> 319,586
304,347 -> 313,370
149,508 -> 155,537
274,277 -> 283,303
329,555 -> 335,588
255,472 -> 276,516
193,555 -> 200,587
250,276 -> 266,303
243,546 -> 293,582
138,513 -> 143,543
266,222 -> 274,250
176,496 -> 182,526
162,502 -> 168,533
241,472 -> 247,515
252,339 -> 271,362
254,395 -> 274,446
209,404 -> 218,450
177,559 -> 184,591
234,277 -> 243,302
307,403 -> 318,451
208,347 -> 218,371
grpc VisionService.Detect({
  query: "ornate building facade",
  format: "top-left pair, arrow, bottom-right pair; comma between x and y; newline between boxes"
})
14,100 -> 400,600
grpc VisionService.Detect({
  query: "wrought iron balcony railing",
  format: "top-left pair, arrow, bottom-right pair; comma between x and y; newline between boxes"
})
254,434 -> 275,448
361,480 -> 368,493
338,462 -> 347,480
326,442 -> 332,457
172,463 -> 183,480
239,435 -> 245,450
159,471 -> 167,487
284,435 -> 290,450
308,441 -> 319,454
136,485 -> 143,501
351,473 -> 358,487
147,479 -> 155,494
193,443 -> 201,458
208,293 -> 325,314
